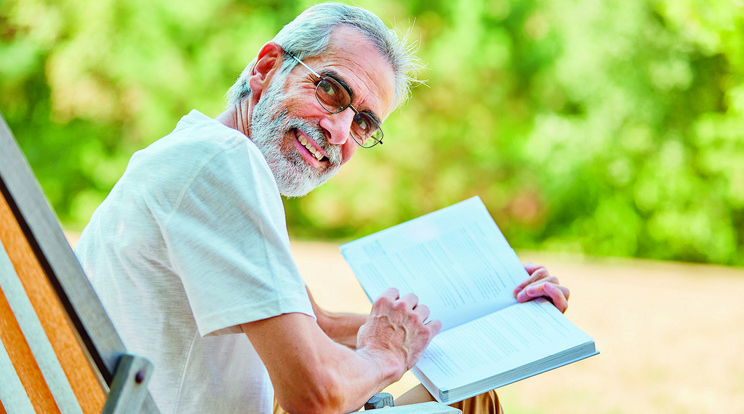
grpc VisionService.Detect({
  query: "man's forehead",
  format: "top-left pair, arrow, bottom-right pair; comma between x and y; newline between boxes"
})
306,27 -> 396,119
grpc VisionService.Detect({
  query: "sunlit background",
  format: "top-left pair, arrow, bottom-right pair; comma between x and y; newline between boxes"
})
2,0 -> 743,266
2,1 -> 744,412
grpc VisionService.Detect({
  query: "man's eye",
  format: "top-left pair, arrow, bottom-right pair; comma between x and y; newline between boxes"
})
319,80 -> 337,96
354,114 -> 369,131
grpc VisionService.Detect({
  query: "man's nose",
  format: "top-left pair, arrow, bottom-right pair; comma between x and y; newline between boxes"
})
320,108 -> 356,145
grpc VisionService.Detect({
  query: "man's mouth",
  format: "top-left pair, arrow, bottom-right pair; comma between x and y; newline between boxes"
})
295,129 -> 328,162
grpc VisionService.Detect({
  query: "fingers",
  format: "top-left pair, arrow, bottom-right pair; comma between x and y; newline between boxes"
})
523,262 -> 546,276
374,289 -> 422,315
363,288 -> 442,371
374,290 -> 434,325
513,265 -> 550,296
400,292 -> 420,310
516,281 -> 570,313
425,318 -> 443,336
514,263 -> 571,313
377,287 -> 401,302
545,283 -> 570,313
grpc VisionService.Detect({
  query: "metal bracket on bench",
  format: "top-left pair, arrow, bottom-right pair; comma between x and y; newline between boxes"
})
365,392 -> 395,410
363,392 -> 461,413
101,354 -> 154,414
365,402 -> 462,414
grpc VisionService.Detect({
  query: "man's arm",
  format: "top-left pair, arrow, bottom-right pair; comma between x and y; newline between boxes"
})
306,287 -> 367,348
242,288 -> 442,414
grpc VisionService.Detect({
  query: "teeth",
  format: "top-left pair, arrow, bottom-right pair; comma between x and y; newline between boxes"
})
311,148 -> 322,161
297,133 -> 324,161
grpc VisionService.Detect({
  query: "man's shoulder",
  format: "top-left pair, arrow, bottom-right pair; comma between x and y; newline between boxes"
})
130,110 -> 267,175
112,110 -> 275,208
153,110 -> 252,156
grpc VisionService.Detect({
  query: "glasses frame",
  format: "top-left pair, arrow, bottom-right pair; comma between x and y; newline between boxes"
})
284,50 -> 384,148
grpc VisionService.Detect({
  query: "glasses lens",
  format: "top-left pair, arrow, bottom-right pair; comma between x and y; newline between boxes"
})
352,114 -> 383,148
315,78 -> 350,113
313,74 -> 383,148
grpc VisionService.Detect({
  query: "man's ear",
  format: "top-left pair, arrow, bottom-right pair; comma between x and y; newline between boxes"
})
249,42 -> 284,100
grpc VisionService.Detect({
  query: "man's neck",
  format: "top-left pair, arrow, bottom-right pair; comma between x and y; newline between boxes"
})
216,102 -> 251,139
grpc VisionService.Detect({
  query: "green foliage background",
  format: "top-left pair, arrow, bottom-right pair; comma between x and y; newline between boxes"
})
2,0 -> 743,265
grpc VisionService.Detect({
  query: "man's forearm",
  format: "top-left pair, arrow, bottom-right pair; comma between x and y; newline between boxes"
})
306,286 -> 368,347
317,311 -> 368,348
259,287 -> 440,413
243,313 -> 406,414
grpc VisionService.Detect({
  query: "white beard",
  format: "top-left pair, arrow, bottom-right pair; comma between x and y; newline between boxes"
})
249,71 -> 343,197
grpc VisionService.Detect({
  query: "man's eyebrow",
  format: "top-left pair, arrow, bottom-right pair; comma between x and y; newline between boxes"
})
320,69 -> 354,96
363,109 -> 382,127
320,69 -> 383,124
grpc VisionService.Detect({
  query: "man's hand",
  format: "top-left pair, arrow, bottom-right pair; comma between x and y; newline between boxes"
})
356,288 -> 442,379
513,263 -> 570,313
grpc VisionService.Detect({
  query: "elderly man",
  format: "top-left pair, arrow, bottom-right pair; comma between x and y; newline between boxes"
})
75,3 -> 569,414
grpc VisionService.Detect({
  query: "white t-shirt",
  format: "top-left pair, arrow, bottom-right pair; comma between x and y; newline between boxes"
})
75,110 -> 314,413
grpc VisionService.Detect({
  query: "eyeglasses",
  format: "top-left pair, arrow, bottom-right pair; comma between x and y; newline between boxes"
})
285,50 -> 383,148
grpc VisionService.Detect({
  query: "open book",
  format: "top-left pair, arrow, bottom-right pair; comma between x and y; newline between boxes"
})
340,196 -> 598,404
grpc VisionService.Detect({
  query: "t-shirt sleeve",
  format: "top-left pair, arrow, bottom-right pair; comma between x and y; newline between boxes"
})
156,137 -> 314,337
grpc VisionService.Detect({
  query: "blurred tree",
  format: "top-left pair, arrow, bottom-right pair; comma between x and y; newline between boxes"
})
1,0 -> 742,265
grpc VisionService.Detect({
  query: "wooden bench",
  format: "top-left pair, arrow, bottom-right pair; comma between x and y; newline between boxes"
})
0,115 -> 158,413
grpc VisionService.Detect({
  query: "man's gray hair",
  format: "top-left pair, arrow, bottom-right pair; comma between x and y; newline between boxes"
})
226,2 -> 422,112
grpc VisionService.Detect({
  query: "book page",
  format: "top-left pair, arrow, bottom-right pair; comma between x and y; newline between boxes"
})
412,299 -> 595,395
341,197 -> 528,330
